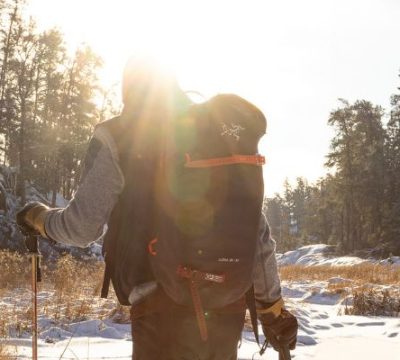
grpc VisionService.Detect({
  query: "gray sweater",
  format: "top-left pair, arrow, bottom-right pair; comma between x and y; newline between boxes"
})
45,126 -> 282,306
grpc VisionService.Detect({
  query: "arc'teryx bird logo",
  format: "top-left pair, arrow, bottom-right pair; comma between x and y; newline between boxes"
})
221,122 -> 245,141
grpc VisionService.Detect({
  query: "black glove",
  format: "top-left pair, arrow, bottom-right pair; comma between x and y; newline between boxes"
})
260,308 -> 298,352
16,201 -> 50,237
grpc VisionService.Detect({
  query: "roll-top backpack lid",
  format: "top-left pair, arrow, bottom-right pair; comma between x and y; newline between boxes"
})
179,94 -> 267,159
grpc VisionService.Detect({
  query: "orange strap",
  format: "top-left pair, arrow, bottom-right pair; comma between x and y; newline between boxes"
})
177,266 -> 226,284
177,266 -> 226,342
185,154 -> 265,168
148,238 -> 158,256
184,278 -> 208,341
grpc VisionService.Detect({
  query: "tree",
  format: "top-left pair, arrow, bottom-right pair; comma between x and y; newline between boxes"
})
383,71 -> 400,253
0,0 -> 24,164
325,99 -> 385,251
0,2 -> 105,206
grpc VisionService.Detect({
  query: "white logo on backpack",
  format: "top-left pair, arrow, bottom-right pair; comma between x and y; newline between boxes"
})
218,257 -> 240,263
221,123 -> 245,141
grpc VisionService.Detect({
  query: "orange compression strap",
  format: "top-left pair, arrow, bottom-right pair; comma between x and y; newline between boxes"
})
185,154 -> 265,168
148,238 -> 158,256
177,266 -> 226,342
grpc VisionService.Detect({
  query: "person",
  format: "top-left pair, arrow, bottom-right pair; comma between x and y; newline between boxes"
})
17,57 -> 298,360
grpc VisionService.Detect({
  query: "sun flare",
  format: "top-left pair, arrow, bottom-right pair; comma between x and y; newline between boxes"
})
26,0 -> 400,196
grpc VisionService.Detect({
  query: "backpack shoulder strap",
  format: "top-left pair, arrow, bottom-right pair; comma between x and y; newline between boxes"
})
245,285 -> 260,345
101,263 -> 111,298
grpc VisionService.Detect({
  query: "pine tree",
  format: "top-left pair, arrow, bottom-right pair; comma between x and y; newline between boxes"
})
325,99 -> 385,251
0,2 -> 105,206
383,71 -> 400,253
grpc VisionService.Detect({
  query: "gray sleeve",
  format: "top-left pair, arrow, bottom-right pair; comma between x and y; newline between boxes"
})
44,127 -> 124,247
253,213 -> 282,306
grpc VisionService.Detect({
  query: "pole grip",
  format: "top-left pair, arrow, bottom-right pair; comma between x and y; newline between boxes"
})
37,260 -> 42,282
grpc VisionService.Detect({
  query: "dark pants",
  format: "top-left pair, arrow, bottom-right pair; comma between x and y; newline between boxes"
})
130,290 -> 246,360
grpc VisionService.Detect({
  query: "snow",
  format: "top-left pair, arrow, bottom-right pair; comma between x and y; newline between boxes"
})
66,320 -> 128,340
5,319 -> 400,359
1,244 -> 399,359
3,276 -> 399,359
240,280 -> 400,359
277,244 -> 400,267
7,338 -> 132,359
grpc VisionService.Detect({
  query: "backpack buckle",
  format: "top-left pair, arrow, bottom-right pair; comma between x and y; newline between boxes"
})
177,266 -> 225,283
255,155 -> 266,165
176,265 -> 226,342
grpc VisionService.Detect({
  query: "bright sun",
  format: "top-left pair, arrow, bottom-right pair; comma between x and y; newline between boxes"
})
28,0 -> 391,196
26,0 -> 300,196
28,0 -> 259,99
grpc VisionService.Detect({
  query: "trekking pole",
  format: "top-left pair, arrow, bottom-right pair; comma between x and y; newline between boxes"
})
26,233 -> 41,360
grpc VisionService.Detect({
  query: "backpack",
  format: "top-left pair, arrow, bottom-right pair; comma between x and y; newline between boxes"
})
150,94 -> 266,340
101,95 -> 266,337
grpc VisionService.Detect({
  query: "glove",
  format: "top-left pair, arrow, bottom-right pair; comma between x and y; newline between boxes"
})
16,201 -> 50,238
258,298 -> 298,352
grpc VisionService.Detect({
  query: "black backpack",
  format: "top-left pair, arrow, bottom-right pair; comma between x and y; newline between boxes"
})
101,95 -> 266,337
150,94 -> 266,340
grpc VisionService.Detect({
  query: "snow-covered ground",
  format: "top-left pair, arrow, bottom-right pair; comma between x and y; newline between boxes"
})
277,244 -> 400,267
2,245 -> 399,359
4,280 -> 399,359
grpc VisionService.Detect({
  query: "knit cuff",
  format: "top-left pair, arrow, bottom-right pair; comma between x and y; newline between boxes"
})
256,297 -> 284,323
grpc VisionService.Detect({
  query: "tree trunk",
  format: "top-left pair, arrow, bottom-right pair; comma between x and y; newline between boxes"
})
17,100 -> 26,204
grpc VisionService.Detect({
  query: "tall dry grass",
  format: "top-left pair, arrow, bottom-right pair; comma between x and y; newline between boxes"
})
279,263 -> 400,285
346,288 -> 400,316
0,250 -> 119,339
280,263 -> 400,316
0,343 -> 14,360
2,250 -> 400,337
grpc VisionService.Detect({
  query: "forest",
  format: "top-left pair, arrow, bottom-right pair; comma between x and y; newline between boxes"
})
266,97 -> 400,254
0,0 -> 117,205
1,0 -> 399,255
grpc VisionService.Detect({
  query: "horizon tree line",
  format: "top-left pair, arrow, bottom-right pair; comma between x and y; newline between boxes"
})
265,88 -> 400,255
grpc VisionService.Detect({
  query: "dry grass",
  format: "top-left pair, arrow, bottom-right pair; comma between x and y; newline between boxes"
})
0,250 -> 121,339
2,250 -> 400,339
280,263 -> 400,317
0,251 -> 30,291
345,288 -> 400,317
107,304 -> 131,324
0,250 -> 104,292
279,263 -> 400,285
0,342 -> 15,360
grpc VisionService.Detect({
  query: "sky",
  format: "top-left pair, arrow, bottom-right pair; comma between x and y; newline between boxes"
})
27,0 -> 400,196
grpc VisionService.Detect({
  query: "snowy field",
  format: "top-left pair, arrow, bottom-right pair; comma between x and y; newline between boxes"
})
1,245 -> 399,359
276,243 -> 400,267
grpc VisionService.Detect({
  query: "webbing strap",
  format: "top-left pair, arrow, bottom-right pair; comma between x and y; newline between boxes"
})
185,154 -> 265,168
177,266 -> 226,283
246,286 -> 260,345
100,262 -> 111,299
148,238 -> 158,256
177,266 -> 226,341
189,279 -> 208,341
